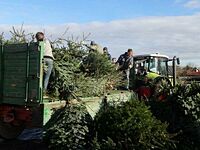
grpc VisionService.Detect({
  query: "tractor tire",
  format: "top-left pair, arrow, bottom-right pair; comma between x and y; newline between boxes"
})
153,77 -> 172,101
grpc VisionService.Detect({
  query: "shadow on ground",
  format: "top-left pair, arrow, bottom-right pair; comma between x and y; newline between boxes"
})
0,140 -> 48,150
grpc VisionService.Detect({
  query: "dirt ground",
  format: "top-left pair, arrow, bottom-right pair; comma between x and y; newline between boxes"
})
0,140 -> 48,150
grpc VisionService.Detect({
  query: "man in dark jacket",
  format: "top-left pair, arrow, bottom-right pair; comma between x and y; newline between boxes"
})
116,49 -> 134,90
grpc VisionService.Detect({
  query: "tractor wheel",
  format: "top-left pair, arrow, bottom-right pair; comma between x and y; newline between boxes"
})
0,120 -> 24,139
153,77 -> 172,101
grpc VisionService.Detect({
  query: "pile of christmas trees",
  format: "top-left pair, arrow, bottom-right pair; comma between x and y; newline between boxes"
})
48,40 -> 122,100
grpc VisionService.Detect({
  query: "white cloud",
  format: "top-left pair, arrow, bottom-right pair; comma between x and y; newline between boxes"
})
0,14 -> 200,66
184,0 -> 200,8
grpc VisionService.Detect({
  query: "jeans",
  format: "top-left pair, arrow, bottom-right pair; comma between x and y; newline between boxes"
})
44,58 -> 53,91
123,69 -> 130,90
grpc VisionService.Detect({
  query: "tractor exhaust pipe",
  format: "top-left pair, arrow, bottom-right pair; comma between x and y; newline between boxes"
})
172,56 -> 180,86
172,56 -> 177,86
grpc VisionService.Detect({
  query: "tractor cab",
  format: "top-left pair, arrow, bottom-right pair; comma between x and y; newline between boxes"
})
131,53 -> 180,100
133,54 -> 169,80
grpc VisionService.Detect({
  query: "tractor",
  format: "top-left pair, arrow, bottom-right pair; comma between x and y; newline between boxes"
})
130,53 -> 180,100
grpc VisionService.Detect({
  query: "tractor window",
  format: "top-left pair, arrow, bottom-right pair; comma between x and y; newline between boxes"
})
135,60 -> 146,75
157,58 -> 168,76
148,57 -> 168,76
149,57 -> 158,73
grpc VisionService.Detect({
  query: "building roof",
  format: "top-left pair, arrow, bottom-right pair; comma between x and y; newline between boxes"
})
186,70 -> 200,76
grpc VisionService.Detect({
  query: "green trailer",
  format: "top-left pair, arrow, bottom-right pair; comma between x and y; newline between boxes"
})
0,42 -> 45,139
0,42 -> 132,140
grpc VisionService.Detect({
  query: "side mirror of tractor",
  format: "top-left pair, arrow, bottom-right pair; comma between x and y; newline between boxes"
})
177,58 -> 180,65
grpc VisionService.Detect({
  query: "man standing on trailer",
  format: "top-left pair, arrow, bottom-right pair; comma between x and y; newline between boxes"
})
35,32 -> 54,93
116,49 -> 134,90
103,47 -> 112,60
88,41 -> 104,54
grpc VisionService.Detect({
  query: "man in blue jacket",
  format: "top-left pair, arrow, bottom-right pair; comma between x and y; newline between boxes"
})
116,49 -> 134,90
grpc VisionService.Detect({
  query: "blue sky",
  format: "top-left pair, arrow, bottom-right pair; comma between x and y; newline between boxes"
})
0,0 -> 200,66
0,0 -> 199,24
